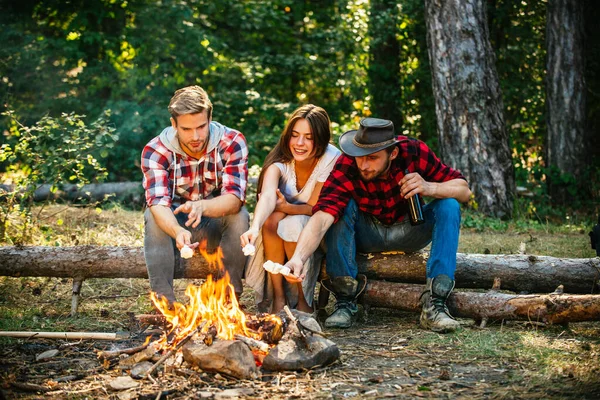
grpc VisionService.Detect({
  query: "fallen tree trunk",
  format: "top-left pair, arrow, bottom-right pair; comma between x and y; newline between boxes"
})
2,246 -> 597,294
363,280 -> 600,324
0,182 -> 143,203
0,246 -> 216,280
358,252 -> 600,294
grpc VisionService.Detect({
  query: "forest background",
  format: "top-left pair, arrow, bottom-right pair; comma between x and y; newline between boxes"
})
1,2 -> 599,397
0,0 -> 599,239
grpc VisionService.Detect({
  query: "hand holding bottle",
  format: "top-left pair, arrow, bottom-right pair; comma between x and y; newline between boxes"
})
403,169 -> 425,226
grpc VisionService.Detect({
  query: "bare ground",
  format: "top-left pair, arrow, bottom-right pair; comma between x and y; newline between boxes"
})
1,290 -> 599,400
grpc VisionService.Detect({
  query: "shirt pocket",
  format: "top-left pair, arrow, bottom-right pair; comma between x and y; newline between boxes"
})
173,161 -> 196,199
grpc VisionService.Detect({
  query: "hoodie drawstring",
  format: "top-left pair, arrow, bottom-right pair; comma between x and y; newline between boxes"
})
172,153 -> 177,200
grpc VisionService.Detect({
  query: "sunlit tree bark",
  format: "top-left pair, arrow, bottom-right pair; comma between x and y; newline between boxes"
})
424,0 -> 514,218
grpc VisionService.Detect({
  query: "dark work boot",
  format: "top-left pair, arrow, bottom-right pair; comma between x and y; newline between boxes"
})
322,275 -> 366,329
419,274 -> 461,333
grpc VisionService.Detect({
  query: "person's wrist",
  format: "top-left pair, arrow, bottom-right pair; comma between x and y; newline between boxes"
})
175,226 -> 187,238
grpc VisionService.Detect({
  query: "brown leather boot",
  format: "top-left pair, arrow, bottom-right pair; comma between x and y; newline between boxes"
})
419,274 -> 461,333
322,275 -> 366,329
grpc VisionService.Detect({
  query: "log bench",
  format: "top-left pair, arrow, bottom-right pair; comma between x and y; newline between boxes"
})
1,246 -> 599,324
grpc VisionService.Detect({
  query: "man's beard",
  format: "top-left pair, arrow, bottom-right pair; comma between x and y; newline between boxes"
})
359,157 -> 392,182
183,139 -> 208,156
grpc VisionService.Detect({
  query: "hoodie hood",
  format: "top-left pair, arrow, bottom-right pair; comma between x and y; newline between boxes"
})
158,121 -> 227,158
157,121 -> 228,202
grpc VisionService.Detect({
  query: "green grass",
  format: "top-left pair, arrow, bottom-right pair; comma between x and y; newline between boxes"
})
406,323 -> 600,387
0,204 -> 599,399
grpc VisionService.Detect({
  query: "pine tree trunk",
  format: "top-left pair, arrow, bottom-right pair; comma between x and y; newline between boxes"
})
363,280 -> 600,324
584,0 -> 600,168
545,0 -> 586,204
424,0 -> 514,218
1,246 -> 598,294
368,0 -> 402,129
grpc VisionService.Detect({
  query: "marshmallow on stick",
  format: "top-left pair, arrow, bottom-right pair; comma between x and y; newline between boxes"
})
180,245 -> 194,259
262,260 -> 291,276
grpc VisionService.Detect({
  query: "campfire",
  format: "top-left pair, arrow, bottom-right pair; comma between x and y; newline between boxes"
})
100,245 -> 340,380
151,246 -> 282,349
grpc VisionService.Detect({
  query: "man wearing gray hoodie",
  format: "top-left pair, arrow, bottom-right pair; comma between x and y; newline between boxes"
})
141,86 -> 249,303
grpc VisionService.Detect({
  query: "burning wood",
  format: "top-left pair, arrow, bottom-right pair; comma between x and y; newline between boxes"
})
233,334 -> 270,352
110,244 -> 340,381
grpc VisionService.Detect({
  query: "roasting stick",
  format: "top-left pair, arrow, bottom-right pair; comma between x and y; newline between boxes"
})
0,331 -> 130,340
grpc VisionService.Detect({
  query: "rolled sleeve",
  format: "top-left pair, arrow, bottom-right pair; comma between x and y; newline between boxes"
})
141,145 -> 173,208
220,132 -> 249,202
313,157 -> 353,224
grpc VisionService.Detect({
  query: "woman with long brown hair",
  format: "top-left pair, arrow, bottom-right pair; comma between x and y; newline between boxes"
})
241,104 -> 340,313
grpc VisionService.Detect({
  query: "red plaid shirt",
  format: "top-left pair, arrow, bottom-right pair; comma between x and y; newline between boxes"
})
314,137 -> 466,225
142,124 -> 248,209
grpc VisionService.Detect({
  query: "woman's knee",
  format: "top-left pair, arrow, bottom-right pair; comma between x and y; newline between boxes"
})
262,212 -> 284,236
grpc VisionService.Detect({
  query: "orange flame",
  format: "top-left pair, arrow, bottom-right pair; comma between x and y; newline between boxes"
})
151,244 -> 280,350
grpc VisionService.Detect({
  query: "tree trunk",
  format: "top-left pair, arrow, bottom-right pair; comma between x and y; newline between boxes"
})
424,0 -> 514,218
545,0 -> 586,204
363,280 -> 600,324
584,0 -> 600,171
0,182 -> 143,203
0,246 -> 216,280
1,246 -> 598,294
368,0 -> 402,129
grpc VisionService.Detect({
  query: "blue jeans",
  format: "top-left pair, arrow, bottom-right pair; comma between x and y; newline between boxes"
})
325,198 -> 461,280
144,206 -> 249,302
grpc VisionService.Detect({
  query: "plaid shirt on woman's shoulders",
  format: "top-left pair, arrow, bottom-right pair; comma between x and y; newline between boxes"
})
313,137 -> 466,225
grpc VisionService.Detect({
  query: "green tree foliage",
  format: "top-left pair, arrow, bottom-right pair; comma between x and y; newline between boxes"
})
488,0 -> 547,187
1,0 -> 598,220
1,0 -> 373,178
368,0 -> 402,129
0,111 -> 117,243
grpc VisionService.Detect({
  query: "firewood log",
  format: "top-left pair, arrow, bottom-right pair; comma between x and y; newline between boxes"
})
363,280 -> 600,324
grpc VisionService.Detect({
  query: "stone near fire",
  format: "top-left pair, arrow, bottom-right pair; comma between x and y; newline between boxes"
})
182,340 -> 259,380
130,361 -> 153,379
118,342 -> 160,369
215,388 -> 255,398
261,309 -> 339,371
262,334 -> 340,371
109,376 -> 140,391
35,349 -> 59,361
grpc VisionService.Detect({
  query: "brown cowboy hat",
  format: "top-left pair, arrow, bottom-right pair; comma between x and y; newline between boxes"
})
339,117 -> 399,157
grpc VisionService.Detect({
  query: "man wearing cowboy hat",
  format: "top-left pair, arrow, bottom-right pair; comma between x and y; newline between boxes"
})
283,117 -> 471,332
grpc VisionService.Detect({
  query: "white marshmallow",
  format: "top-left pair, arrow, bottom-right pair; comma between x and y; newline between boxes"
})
242,243 -> 256,256
262,260 -> 291,276
180,245 -> 194,259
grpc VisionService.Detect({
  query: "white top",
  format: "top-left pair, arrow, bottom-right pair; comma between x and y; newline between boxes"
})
274,143 -> 341,205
